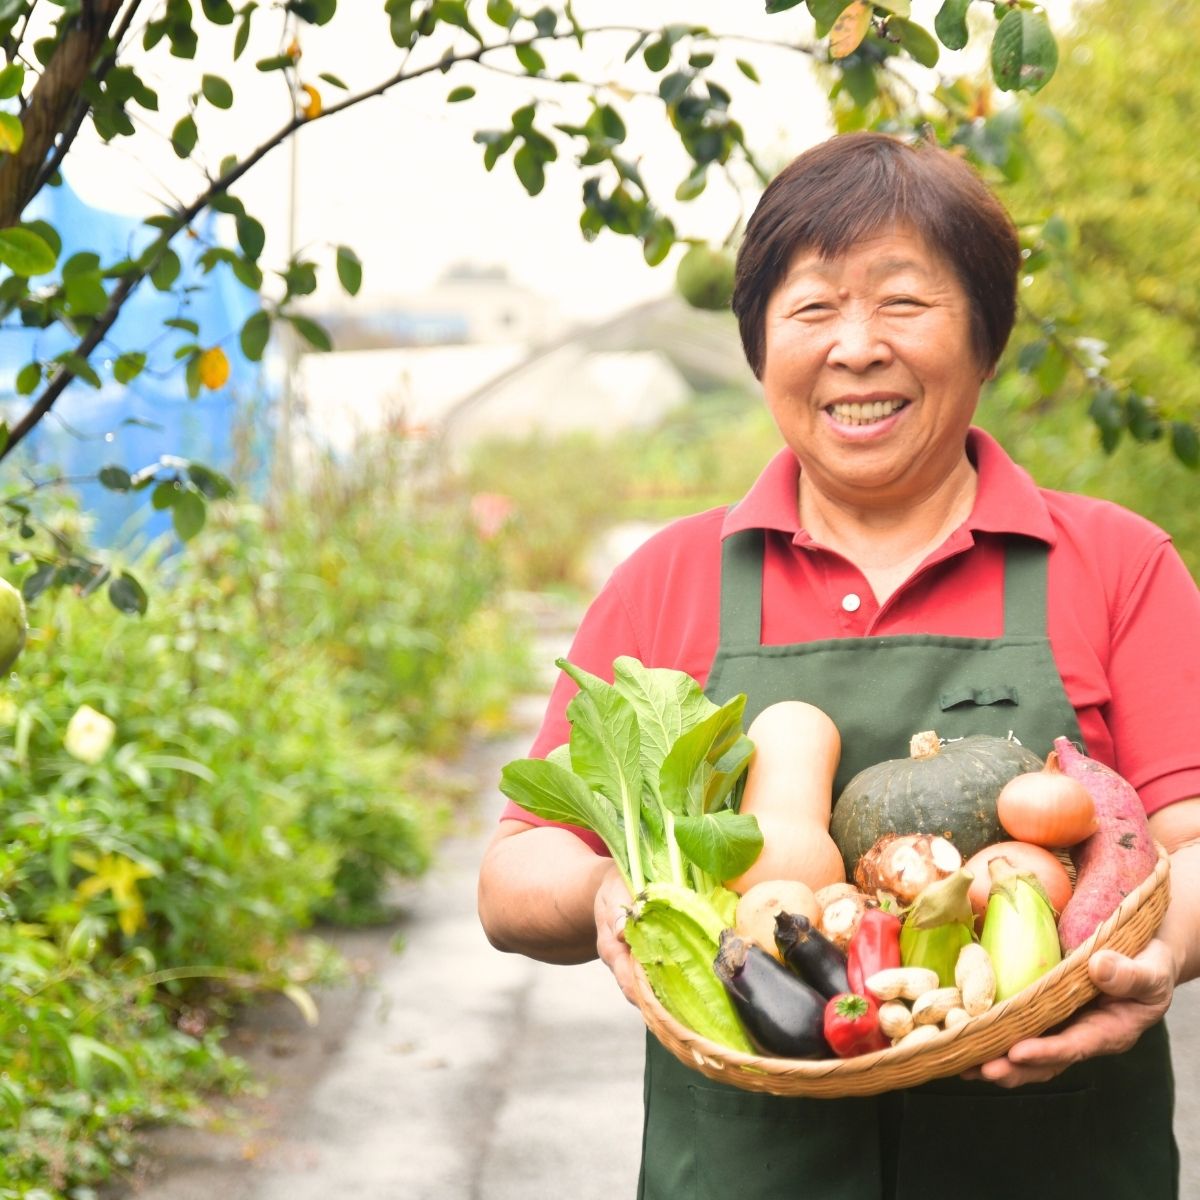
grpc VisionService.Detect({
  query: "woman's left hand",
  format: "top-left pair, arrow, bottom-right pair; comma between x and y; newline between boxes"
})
962,937 -> 1177,1088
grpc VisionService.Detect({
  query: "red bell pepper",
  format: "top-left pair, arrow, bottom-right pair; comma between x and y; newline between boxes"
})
846,907 -> 902,994
823,992 -> 889,1058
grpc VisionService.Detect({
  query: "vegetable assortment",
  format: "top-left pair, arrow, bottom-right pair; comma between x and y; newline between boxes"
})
499,664 -> 1162,1072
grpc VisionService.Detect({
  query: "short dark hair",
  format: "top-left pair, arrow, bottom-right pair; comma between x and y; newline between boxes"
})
732,132 -> 1021,378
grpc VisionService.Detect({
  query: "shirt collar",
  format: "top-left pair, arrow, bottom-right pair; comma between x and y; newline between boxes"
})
721,426 -> 1058,547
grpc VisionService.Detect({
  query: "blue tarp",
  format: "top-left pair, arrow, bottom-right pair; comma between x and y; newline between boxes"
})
0,177 -> 271,549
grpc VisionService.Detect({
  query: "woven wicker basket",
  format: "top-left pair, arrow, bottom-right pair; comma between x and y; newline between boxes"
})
633,843 -> 1170,1098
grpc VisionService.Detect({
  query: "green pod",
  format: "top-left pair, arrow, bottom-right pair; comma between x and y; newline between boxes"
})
979,859 -> 1063,1002
624,882 -> 754,1052
899,868 -> 975,988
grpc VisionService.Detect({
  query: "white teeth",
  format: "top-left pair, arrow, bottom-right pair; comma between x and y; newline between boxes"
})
829,399 -> 904,426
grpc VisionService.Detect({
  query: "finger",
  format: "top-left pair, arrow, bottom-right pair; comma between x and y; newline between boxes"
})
1089,947 -> 1173,1004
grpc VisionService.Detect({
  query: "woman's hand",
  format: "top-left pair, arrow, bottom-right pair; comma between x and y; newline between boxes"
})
594,865 -> 637,1005
962,938 -> 1177,1088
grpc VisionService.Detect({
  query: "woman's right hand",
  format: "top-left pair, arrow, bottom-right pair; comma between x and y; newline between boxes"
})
594,865 -> 638,1005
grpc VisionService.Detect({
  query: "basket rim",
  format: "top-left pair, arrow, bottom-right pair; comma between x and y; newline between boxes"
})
633,840 -> 1170,1087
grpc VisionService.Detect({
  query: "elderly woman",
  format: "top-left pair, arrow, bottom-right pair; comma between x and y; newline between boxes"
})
477,132 -> 1200,1199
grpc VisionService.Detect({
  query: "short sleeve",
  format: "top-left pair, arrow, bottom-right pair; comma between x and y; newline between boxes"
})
1105,539 -> 1200,813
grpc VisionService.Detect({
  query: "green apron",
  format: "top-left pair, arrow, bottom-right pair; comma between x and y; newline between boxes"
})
637,529 -> 1179,1200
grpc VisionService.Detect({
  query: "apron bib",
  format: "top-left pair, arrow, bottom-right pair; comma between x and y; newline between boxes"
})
637,530 -> 1178,1200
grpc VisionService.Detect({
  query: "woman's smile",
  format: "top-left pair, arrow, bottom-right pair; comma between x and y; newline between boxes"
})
759,225 -> 989,509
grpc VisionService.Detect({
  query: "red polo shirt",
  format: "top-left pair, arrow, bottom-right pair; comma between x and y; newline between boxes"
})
501,429 -> 1200,846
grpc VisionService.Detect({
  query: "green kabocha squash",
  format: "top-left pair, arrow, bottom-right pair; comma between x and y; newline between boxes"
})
829,731 -> 1043,880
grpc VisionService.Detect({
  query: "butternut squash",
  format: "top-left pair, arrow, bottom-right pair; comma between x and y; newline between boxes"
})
726,700 -> 847,894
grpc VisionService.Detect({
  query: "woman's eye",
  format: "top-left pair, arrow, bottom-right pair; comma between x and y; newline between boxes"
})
884,296 -> 923,308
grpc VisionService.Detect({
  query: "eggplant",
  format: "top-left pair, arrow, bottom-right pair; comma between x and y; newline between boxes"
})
713,930 -> 830,1059
774,911 -> 851,999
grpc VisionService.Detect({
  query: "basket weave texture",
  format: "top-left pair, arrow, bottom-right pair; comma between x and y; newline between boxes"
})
633,843 -> 1170,1098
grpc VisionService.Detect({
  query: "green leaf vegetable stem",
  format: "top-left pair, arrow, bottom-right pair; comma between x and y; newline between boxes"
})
500,656 -> 761,1047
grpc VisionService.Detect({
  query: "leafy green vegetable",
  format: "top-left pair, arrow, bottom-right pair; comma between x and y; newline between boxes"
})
499,655 -> 759,893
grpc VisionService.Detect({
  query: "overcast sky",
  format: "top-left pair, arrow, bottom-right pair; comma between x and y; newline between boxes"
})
61,1 -> 1072,323
62,3 -> 834,321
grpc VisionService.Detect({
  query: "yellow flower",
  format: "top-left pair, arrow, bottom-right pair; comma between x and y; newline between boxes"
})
198,346 -> 231,390
73,851 -> 157,937
286,37 -> 302,60
300,83 -> 322,119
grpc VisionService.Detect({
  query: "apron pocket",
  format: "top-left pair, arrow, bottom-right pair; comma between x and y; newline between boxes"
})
894,1085 -> 1105,1200
939,684 -> 1019,710
688,1085 -> 882,1200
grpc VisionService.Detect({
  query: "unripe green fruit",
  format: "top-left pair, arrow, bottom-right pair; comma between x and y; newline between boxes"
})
675,243 -> 736,312
0,577 -> 27,674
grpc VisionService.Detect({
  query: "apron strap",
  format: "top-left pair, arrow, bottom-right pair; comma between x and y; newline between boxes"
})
1002,537 -> 1051,638
718,525 -> 765,646
718,517 -> 1052,646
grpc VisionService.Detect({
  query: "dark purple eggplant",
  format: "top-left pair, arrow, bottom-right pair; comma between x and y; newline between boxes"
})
774,911 -> 851,999
713,930 -> 830,1059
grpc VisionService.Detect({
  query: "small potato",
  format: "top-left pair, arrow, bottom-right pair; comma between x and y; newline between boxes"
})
865,966 -> 941,1002
877,1000 -> 914,1041
911,987 -> 963,1026
735,879 -> 820,960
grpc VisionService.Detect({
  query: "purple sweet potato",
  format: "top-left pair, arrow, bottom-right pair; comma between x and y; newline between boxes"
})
1054,737 -> 1158,953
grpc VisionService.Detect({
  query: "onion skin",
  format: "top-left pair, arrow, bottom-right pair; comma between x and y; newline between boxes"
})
996,751 -> 1098,848
963,841 -> 1073,928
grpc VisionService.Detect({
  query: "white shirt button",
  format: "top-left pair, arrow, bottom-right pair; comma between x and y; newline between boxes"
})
841,593 -> 862,613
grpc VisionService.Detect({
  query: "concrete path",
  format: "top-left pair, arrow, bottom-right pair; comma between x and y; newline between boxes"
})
110,577 -> 1200,1198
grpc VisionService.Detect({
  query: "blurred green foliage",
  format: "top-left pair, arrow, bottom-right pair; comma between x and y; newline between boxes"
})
0,443 -> 530,1193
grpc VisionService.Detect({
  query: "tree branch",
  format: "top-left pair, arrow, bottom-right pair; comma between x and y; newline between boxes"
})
0,0 -> 129,227
28,0 -> 145,198
2,20 -> 815,460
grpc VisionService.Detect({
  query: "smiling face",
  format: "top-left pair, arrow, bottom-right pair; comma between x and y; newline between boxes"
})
761,226 -> 990,513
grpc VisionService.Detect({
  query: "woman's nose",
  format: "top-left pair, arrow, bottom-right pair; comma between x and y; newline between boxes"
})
826,313 -> 892,371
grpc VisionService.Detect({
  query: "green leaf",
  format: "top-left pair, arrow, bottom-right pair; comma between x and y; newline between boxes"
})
59,353 -> 102,388
515,43 -> 545,75
447,85 -> 475,102
171,114 -> 198,158
806,0 -> 852,34
673,810 -> 763,882
233,10 -> 252,58
287,313 -> 332,351
658,696 -> 748,818
767,0 -> 806,11
188,462 -> 235,499
0,62 -> 24,100
735,58 -> 760,82
287,0 -> 336,23
513,143 -> 546,195
113,352 -> 147,384
888,16 -> 940,67
201,0 -> 237,23
152,480 -> 180,509
256,54 -> 295,72
99,465 -> 133,491
149,247 -> 181,291
934,0 -> 971,50
499,758 -> 629,880
1033,341 -> 1068,395
201,73 -> 234,108
643,36 -> 670,72
318,71 -> 349,89
108,572 -> 148,615
336,244 -> 362,295
236,214 -> 266,260
0,226 -> 57,275
15,361 -> 40,394
164,317 -> 200,334
991,8 -> 1058,94
1171,421 -> 1200,469
873,0 -> 911,16
240,309 -> 271,360
612,656 -> 718,779
486,0 -> 515,26
0,111 -> 22,153
173,487 -> 207,540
